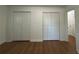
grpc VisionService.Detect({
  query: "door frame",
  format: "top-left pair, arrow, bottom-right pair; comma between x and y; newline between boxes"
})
67,10 -> 76,36
42,12 -> 60,41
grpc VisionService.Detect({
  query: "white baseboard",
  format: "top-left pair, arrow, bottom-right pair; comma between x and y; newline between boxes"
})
60,39 -> 68,41
44,39 -> 59,40
30,39 -> 43,42
5,40 -> 13,42
0,41 -> 5,45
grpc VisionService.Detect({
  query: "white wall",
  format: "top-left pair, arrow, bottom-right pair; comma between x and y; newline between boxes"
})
7,6 -> 67,42
66,5 -> 79,53
0,6 -> 8,44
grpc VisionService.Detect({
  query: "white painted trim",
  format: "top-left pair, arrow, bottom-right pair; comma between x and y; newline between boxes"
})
44,39 -> 59,40
0,41 -> 5,45
5,40 -> 13,42
30,39 -> 43,42
60,39 -> 68,41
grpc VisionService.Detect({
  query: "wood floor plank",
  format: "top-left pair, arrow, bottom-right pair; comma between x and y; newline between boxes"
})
0,40 -> 77,54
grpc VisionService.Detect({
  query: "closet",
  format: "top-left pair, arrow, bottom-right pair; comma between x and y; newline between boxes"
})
43,12 -> 60,40
12,11 -> 31,41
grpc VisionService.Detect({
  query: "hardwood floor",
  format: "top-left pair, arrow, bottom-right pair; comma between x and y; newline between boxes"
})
68,35 -> 77,53
0,40 -> 77,54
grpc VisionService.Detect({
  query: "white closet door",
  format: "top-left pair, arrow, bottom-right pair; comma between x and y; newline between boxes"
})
13,12 -> 31,41
22,13 -> 31,40
43,12 -> 60,40
43,13 -> 51,40
13,13 -> 23,40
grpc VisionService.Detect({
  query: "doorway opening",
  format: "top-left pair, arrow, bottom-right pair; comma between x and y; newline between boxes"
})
67,10 -> 75,37
67,10 -> 76,52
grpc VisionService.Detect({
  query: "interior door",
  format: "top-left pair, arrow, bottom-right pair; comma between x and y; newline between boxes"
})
43,12 -> 60,40
13,11 -> 31,41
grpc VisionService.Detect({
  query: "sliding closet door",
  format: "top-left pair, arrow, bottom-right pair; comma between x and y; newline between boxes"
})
13,13 -> 22,40
43,12 -> 60,40
22,13 -> 31,40
13,12 -> 31,41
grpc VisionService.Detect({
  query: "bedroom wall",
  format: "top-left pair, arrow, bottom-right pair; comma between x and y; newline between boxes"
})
0,6 -> 8,44
7,6 -> 67,42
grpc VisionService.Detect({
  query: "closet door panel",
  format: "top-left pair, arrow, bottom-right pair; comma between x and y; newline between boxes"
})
43,12 -> 60,40
13,12 -> 31,41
